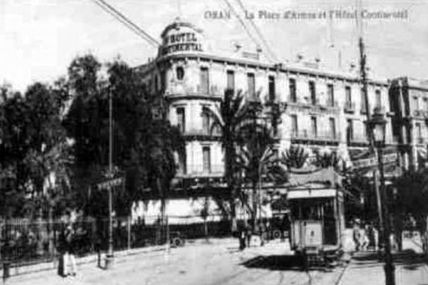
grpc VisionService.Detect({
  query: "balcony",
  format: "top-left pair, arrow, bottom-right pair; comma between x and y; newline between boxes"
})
325,100 -> 339,108
285,97 -> 340,114
344,102 -> 356,113
347,133 -> 369,146
412,109 -> 428,119
182,128 -> 222,141
415,137 -> 425,145
290,130 -> 340,145
165,84 -> 222,101
176,164 -> 224,178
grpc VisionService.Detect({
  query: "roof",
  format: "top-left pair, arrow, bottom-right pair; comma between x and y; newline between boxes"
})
160,18 -> 203,38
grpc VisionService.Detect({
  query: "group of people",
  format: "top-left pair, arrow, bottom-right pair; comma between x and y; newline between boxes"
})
237,220 -> 271,250
352,218 -> 379,251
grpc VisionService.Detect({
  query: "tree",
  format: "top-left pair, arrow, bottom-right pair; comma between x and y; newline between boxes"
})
64,55 -> 183,221
237,122 -> 276,231
145,118 -> 184,243
393,168 -> 428,251
280,145 -> 309,170
205,89 -> 252,232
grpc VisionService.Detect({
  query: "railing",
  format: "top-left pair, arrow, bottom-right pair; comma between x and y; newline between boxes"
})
182,129 -> 222,139
344,102 -> 356,113
347,133 -> 369,144
415,137 -> 425,144
0,216 -> 232,268
413,110 -> 428,118
325,100 -> 338,108
290,130 -> 340,142
165,84 -> 222,99
176,164 -> 224,178
286,97 -> 340,113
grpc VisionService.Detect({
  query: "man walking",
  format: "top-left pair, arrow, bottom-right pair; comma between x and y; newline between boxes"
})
61,213 -> 77,277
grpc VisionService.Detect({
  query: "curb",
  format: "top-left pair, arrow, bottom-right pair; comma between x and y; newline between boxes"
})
0,245 -> 167,278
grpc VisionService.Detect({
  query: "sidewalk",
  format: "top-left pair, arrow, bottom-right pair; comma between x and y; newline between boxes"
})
338,251 -> 428,285
2,237 -> 254,285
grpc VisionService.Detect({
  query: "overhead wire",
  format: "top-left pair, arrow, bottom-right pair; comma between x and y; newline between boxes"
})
222,0 -> 276,63
233,0 -> 279,62
91,0 -> 160,48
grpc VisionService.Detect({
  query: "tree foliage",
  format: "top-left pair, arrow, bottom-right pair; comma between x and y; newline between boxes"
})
64,55 -> 183,217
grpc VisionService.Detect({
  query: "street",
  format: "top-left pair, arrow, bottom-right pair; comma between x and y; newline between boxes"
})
6,237 -> 428,285
7,238 -> 346,285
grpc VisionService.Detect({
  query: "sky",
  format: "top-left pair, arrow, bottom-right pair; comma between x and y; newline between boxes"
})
0,0 -> 427,91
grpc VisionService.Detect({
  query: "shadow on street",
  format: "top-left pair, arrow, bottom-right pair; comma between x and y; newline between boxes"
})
240,254 -> 305,271
350,249 -> 428,269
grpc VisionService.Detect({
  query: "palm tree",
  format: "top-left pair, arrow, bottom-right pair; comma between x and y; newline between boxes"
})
280,145 -> 309,170
204,88 -> 252,232
236,121 -> 277,231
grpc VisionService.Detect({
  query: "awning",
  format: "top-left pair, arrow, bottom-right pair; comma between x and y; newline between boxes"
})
286,167 -> 342,187
287,188 -> 338,199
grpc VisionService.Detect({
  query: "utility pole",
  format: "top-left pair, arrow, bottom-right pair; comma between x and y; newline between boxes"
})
359,36 -> 384,231
358,3 -> 395,284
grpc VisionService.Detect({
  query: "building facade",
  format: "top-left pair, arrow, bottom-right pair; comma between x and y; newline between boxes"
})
136,19 -> 410,186
389,77 -> 428,170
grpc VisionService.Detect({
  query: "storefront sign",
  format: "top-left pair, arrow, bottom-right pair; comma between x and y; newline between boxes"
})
161,32 -> 203,55
352,153 -> 397,169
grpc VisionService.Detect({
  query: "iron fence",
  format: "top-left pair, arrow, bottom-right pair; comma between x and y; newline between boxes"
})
0,216 -> 232,267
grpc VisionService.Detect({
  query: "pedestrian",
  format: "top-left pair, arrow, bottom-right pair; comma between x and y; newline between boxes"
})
246,223 -> 252,248
360,224 -> 369,251
353,218 -> 362,251
238,222 -> 246,250
259,221 -> 266,247
61,213 -> 77,277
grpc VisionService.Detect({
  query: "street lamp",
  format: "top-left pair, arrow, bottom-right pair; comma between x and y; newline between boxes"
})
369,110 -> 395,285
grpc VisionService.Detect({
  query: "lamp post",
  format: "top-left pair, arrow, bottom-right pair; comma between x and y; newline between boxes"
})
369,110 -> 395,285
105,87 -> 114,270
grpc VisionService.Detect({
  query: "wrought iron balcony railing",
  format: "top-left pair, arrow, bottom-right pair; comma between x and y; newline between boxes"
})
290,130 -> 340,142
165,84 -> 223,100
344,102 -> 356,113
176,164 -> 224,178
181,128 -> 222,139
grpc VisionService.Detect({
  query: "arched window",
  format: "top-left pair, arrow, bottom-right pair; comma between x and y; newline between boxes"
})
176,66 -> 184,80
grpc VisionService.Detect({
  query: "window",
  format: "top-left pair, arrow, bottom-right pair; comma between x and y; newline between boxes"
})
291,114 -> 298,136
202,146 -> 211,173
176,107 -> 185,133
247,73 -> 255,99
289,78 -> 297,102
200,67 -> 209,94
311,116 -> 317,137
416,123 -> 422,143
227,70 -> 235,91
375,90 -> 382,108
327,84 -> 334,106
268,76 -> 275,101
160,71 -> 166,91
347,119 -> 353,141
202,109 -> 210,135
345,86 -> 352,109
176,66 -> 184,80
329,118 -> 336,139
413,96 -> 420,110
178,152 -> 186,174
309,81 -> 316,105
361,89 -> 367,113
424,98 -> 428,110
